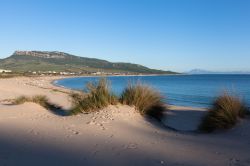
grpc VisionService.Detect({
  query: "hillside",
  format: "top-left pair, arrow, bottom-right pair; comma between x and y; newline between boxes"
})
0,51 -> 177,74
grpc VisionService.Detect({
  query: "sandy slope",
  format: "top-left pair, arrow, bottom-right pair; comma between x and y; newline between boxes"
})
0,76 -> 250,166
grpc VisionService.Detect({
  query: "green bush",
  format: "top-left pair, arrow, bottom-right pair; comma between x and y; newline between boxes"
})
199,93 -> 248,132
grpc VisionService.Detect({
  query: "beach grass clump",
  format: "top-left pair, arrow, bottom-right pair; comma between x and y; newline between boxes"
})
31,95 -> 51,109
12,95 -> 58,110
120,83 -> 166,120
199,93 -> 248,132
13,96 -> 30,105
70,78 -> 118,114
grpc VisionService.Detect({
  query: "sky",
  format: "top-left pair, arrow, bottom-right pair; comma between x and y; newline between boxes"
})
0,0 -> 249,72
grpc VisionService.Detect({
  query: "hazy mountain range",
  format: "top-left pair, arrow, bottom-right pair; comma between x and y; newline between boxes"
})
188,69 -> 250,75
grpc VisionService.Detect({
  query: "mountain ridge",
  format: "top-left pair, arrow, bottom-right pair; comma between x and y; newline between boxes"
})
0,51 -> 177,74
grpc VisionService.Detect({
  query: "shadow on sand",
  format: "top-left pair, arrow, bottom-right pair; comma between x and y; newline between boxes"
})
144,108 -> 207,133
3,102 -> 71,116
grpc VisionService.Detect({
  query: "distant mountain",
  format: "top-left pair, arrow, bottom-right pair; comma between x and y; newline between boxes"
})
188,69 -> 214,74
188,69 -> 250,74
0,51 -> 177,74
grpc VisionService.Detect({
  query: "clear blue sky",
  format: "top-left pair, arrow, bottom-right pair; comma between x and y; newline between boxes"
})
0,0 -> 249,72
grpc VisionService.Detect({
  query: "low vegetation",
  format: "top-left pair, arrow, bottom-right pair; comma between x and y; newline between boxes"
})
13,96 -> 30,105
11,79 -> 167,120
11,78 -> 168,121
70,78 -> 118,114
120,83 -> 166,120
70,79 -> 167,120
0,73 -> 24,78
199,93 -> 248,132
13,95 -> 60,110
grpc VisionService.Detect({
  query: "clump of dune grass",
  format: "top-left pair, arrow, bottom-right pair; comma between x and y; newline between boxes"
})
199,93 -> 248,132
120,83 -> 166,120
13,96 -> 30,105
70,78 -> 118,114
31,95 -> 51,109
70,92 -> 86,106
12,95 -> 59,110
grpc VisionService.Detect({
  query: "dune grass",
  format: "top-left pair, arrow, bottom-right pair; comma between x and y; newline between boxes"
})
13,95 -> 60,110
199,93 -> 248,132
120,83 -> 166,120
70,78 -> 118,114
13,96 -> 30,105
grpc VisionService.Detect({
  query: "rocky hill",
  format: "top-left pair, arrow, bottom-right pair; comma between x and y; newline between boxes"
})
0,51 -> 177,74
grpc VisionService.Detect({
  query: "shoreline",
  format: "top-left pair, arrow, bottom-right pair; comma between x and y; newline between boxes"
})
52,75 -> 209,109
51,73 -> 185,83
52,76 -> 206,109
0,76 -> 249,166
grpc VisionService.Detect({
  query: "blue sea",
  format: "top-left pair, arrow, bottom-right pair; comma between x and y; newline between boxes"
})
54,75 -> 250,108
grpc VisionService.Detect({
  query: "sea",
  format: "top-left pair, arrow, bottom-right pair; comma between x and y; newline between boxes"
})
54,74 -> 250,108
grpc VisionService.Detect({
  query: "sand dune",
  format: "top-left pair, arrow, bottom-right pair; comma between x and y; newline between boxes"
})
0,76 -> 250,166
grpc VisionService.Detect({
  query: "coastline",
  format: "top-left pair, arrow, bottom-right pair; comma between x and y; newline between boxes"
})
51,73 -> 184,82
52,74 -> 210,109
51,76 -> 208,112
0,76 -> 249,166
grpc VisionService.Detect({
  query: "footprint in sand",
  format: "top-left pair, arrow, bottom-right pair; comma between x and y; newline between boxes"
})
124,143 -> 138,149
229,158 -> 242,166
29,129 -> 39,135
73,131 -> 80,135
92,116 -> 97,120
67,127 -> 80,135
92,150 -> 99,156
86,120 -> 96,125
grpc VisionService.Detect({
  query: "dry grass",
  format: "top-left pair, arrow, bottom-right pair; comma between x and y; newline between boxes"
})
199,93 -> 248,132
13,96 -> 30,105
120,83 -> 166,120
70,78 -> 118,114
13,95 -> 60,110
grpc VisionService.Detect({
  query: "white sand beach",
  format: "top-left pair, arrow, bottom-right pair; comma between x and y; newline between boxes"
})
0,76 -> 250,166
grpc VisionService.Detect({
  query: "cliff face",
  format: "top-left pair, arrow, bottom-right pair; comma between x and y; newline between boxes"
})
13,51 -> 66,59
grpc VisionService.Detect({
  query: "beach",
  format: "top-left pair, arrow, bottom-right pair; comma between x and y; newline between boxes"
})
0,76 -> 250,166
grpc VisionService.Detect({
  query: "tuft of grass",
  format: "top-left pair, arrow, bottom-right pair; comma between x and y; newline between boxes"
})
13,96 -> 29,105
31,95 -> 51,109
12,95 -> 60,110
70,78 -> 118,114
199,93 -> 248,132
120,83 -> 166,120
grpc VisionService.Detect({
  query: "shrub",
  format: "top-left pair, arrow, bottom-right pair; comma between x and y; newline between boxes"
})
120,83 -> 166,120
199,93 -> 248,132
70,78 -> 118,114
